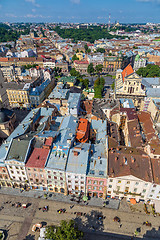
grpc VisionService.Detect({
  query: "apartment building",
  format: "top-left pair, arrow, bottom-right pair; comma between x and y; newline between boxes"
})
0,163 -> 12,187
108,146 -> 152,202
73,60 -> 89,74
45,115 -> 78,194
66,143 -> 90,195
0,65 -> 22,82
6,82 -> 30,108
86,144 -> 107,199
103,56 -> 122,73
25,137 -> 53,191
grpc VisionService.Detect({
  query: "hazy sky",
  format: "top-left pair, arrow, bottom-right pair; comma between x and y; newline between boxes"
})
0,0 -> 160,23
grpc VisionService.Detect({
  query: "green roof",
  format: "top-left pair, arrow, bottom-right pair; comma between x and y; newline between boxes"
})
135,54 -> 140,61
60,76 -> 76,84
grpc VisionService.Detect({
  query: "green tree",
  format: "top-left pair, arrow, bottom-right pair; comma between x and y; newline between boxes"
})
100,77 -> 105,86
84,44 -> 88,53
45,220 -> 84,240
94,77 -> 103,98
95,64 -> 103,77
70,68 -> 81,78
111,82 -> 115,90
94,87 -> 102,98
136,64 -> 160,77
54,67 -> 62,77
96,48 -> 105,53
54,26 -> 124,44
83,78 -> 89,89
87,63 -> 94,75
72,54 -> 79,61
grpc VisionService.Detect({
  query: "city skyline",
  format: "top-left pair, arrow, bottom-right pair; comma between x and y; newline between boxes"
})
0,0 -> 160,23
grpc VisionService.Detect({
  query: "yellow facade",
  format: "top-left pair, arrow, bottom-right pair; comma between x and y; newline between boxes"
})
76,52 -> 84,61
6,89 -> 29,108
103,57 -> 122,72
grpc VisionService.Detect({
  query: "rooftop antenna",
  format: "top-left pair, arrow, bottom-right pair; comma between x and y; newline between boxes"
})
108,13 -> 111,31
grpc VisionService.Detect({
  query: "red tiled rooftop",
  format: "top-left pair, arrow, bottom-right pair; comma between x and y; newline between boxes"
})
121,108 -> 138,121
74,60 -> 89,64
26,148 -> 50,168
76,118 -> 90,143
0,58 -> 8,62
122,64 -> 134,82
44,137 -> 53,147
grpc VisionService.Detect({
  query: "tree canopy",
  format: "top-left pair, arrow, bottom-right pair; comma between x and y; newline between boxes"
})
94,77 -> 105,98
54,26 -> 124,43
87,63 -> 94,75
95,64 -> 103,76
23,64 -> 38,69
136,64 -> 160,77
45,220 -> 84,240
96,48 -> 105,53
72,54 -> 79,61
0,27 -> 20,43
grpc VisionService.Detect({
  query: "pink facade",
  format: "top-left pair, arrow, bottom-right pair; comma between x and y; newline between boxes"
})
26,167 -> 48,190
86,176 -> 107,198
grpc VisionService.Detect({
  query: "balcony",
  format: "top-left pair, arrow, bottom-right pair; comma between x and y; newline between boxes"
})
113,190 -> 141,196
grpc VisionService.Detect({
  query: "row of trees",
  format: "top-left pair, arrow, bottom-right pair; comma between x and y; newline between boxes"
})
94,77 -> 105,98
136,64 -> 160,77
87,63 -> 103,76
54,26 -> 123,43
22,64 -> 38,69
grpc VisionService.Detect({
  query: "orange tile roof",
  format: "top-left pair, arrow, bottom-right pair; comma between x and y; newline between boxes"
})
74,60 -> 89,64
76,118 -> 90,143
0,58 -> 8,62
122,64 -> 134,82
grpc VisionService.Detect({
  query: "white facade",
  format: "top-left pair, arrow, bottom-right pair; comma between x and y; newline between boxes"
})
67,93 -> 81,117
43,61 -> 55,69
107,175 -> 152,202
6,160 -> 28,182
66,172 -> 86,195
147,183 -> 160,201
45,169 -> 66,193
133,58 -> 147,71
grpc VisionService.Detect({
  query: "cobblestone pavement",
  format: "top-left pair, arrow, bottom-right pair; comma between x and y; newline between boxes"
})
0,187 -> 120,210
0,190 -> 160,239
